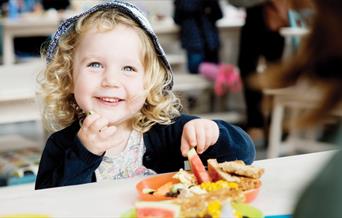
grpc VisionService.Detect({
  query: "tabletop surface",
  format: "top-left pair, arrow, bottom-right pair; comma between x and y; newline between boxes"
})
0,151 -> 335,217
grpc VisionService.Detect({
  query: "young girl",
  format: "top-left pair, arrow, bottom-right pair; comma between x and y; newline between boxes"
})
35,1 -> 255,189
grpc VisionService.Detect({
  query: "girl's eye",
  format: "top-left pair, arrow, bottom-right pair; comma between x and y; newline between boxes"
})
87,62 -> 103,68
123,66 -> 136,72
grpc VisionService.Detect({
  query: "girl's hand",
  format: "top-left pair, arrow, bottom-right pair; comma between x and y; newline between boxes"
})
180,119 -> 219,156
77,111 -> 118,156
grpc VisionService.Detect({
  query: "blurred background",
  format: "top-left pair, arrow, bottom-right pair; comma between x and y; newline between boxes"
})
0,0 -> 340,187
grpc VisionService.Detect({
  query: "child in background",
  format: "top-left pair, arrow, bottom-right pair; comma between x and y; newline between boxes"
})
173,0 -> 223,74
228,0 -> 287,146
35,1 -> 255,190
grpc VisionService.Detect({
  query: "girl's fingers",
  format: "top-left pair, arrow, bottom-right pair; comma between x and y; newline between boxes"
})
195,126 -> 206,154
210,127 -> 218,145
205,125 -> 215,146
82,112 -> 100,129
181,124 -> 197,156
98,125 -> 117,139
210,122 -> 220,145
181,136 -> 192,157
89,117 -> 109,133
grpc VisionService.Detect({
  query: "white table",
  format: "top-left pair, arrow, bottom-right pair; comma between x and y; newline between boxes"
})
0,151 -> 335,217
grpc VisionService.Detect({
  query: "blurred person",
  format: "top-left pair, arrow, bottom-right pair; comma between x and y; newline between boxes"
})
228,0 -> 288,146
287,0 -> 314,49
173,0 -> 223,74
254,0 -> 342,216
41,0 -> 69,11
0,0 -> 8,16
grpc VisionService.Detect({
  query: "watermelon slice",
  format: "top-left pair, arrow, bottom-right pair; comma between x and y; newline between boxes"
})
207,159 -> 221,182
187,148 -> 211,183
136,201 -> 180,218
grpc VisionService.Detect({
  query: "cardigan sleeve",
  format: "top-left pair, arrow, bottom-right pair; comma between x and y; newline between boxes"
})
202,120 -> 256,164
35,129 -> 103,189
143,114 -> 255,173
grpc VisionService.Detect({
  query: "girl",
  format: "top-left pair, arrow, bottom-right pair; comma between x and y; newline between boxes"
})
35,1 -> 255,189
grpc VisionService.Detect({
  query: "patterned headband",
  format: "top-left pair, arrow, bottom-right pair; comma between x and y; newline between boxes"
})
46,0 -> 173,90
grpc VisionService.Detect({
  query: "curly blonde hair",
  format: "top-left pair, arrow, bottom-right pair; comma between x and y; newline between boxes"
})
39,9 -> 181,133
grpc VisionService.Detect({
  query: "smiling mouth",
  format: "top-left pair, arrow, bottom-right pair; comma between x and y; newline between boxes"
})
96,97 -> 124,104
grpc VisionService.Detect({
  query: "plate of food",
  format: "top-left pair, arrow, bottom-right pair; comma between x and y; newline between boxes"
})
136,148 -> 264,203
136,172 -> 261,203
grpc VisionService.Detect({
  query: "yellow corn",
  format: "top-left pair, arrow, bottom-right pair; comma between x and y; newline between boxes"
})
228,182 -> 238,189
235,210 -> 242,218
200,180 -> 239,192
207,200 -> 221,218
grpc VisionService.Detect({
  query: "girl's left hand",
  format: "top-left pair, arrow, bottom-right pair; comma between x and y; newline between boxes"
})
180,119 -> 219,156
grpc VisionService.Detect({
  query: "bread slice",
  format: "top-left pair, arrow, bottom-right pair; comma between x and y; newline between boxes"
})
207,159 -> 240,182
219,161 -> 264,179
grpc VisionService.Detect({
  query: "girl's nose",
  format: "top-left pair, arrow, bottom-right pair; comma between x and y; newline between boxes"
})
101,69 -> 121,88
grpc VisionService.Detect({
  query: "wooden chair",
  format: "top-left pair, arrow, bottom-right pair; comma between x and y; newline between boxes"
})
173,73 -> 244,123
264,85 -> 341,158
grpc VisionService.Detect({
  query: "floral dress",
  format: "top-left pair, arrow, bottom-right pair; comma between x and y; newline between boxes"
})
95,130 -> 156,180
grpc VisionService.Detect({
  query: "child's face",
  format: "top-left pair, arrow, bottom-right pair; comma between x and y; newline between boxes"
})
72,24 -> 146,126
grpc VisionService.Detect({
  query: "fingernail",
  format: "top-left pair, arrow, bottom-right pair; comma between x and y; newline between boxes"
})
87,111 -> 94,115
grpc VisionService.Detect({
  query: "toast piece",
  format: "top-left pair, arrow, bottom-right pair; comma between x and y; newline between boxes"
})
219,160 -> 264,179
238,177 -> 262,191
207,159 -> 240,182
207,159 -> 263,191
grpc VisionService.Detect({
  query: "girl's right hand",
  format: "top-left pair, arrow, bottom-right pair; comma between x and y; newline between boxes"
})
77,111 -> 118,156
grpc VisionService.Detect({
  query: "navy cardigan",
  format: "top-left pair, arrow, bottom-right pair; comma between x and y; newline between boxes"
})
35,114 -> 255,189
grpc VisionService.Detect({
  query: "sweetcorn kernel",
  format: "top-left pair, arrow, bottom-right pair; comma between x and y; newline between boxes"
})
235,210 -> 242,218
207,200 -> 222,218
200,180 -> 238,192
228,182 -> 238,189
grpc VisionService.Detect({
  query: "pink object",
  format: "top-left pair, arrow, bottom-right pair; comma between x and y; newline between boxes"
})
199,62 -> 242,96
199,62 -> 219,81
